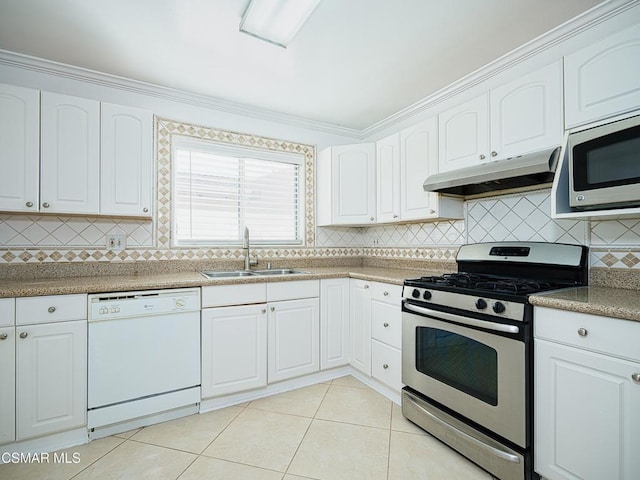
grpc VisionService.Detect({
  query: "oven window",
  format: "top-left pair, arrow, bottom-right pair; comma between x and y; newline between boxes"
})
415,326 -> 498,406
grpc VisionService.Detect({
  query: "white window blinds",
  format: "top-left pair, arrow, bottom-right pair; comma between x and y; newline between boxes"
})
173,139 -> 303,245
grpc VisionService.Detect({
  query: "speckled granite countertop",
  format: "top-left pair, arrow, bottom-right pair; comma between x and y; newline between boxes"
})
0,266 -> 436,298
530,286 -> 640,322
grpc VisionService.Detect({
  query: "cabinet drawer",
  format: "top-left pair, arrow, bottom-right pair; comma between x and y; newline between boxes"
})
370,282 -> 402,304
371,340 -> 402,391
535,307 -> 640,362
16,294 -> 87,325
202,283 -> 266,308
0,298 -> 15,327
267,280 -> 319,302
371,299 -> 401,349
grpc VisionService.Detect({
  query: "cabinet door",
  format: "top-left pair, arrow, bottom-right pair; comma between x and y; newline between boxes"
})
101,102 -> 153,217
0,326 -> 15,445
349,280 -> 371,375
40,92 -> 100,214
320,278 -> 350,370
16,320 -> 87,440
376,133 -> 401,223
535,339 -> 640,480
400,117 -> 439,220
332,143 -> 376,225
201,304 -> 267,398
565,24 -> 640,128
490,61 -> 562,158
438,94 -> 489,173
268,298 -> 319,383
0,83 -> 40,213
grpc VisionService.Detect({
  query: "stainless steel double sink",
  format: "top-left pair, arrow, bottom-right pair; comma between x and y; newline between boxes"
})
201,269 -> 309,279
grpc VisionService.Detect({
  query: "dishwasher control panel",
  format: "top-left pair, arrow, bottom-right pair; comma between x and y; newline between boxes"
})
88,288 -> 200,320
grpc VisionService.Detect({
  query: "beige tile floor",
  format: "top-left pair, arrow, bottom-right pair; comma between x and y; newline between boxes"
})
1,375 -> 493,480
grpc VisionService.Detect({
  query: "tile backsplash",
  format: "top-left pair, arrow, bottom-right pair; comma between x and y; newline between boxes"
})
317,189 -> 640,270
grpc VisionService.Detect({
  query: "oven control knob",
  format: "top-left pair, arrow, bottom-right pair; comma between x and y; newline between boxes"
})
422,290 -> 432,300
475,299 -> 487,310
411,289 -> 420,299
493,302 -> 506,314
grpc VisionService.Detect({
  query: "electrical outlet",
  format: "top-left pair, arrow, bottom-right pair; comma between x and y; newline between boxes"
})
106,234 -> 126,251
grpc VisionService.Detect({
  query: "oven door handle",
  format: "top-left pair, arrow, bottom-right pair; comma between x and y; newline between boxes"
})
404,303 -> 520,334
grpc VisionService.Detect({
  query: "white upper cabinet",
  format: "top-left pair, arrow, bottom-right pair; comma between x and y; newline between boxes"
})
101,102 -> 153,217
317,143 -> 376,226
376,133 -> 401,223
0,83 -> 40,213
438,94 -> 490,173
565,24 -> 640,128
400,117 -> 440,221
490,61 -> 562,159
439,61 -> 563,173
40,92 -> 100,214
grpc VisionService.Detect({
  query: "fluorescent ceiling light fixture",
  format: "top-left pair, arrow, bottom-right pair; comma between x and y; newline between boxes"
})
240,0 -> 321,48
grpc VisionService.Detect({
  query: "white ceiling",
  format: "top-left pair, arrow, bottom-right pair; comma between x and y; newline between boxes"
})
0,0 -> 603,131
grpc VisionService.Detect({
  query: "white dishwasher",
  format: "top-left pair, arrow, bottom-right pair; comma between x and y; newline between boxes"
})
87,288 -> 201,438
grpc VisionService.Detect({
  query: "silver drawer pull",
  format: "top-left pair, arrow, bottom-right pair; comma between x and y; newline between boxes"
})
383,364 -> 389,369
42,202 -> 50,208
143,207 -> 149,213
383,291 -> 389,296
632,373 -> 640,384
383,322 -> 389,328
261,309 -> 266,314
0,333 -> 7,340
364,285 -> 369,289
48,306 -> 56,313
26,201 -> 33,207
19,332 -> 28,339
577,328 -> 588,337
270,306 -> 275,312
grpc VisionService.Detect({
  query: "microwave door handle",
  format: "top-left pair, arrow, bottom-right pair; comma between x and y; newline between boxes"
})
404,303 -> 520,334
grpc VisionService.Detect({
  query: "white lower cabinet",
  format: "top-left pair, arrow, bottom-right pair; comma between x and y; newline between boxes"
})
201,304 -> 268,398
320,278 -> 350,370
15,319 -> 87,441
534,307 -> 640,480
0,325 -> 15,445
349,279 -> 372,375
349,279 -> 403,392
268,298 -> 319,383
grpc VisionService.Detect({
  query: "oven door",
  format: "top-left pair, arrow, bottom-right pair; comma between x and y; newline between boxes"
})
402,301 -> 526,448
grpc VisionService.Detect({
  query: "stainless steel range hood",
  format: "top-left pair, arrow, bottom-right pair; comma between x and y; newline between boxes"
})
424,147 -> 561,196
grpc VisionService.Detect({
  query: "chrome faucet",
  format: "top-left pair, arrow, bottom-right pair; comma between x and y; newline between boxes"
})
243,226 -> 258,270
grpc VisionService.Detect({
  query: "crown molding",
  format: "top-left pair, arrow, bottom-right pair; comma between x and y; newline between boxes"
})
0,49 -> 362,140
360,0 -> 640,139
0,0 -> 636,141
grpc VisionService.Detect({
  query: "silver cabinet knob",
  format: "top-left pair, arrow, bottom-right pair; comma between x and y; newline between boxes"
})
26,201 -> 33,208
0,333 -> 7,340
479,154 -> 486,160
370,217 -> 374,221
143,207 -> 149,213
393,214 -> 398,218
48,306 -> 56,313
19,332 -> 28,339
577,328 -> 588,337
364,284 -> 369,289
42,202 -> 50,208
383,364 -> 389,369
261,309 -> 266,314
429,209 -> 435,214
491,151 -> 498,157
632,373 -> 640,384
383,322 -> 389,328
383,291 -> 389,296
270,306 -> 275,312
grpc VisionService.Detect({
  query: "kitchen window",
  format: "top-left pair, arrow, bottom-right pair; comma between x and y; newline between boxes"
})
172,137 -> 304,246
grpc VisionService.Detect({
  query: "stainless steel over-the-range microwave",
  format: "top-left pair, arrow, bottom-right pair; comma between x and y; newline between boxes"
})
568,113 -> 640,210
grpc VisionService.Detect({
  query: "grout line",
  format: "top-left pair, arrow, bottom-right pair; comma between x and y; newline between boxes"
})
68,435 -> 127,479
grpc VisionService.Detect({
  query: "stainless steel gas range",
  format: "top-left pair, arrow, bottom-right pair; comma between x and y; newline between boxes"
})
401,242 -> 588,480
